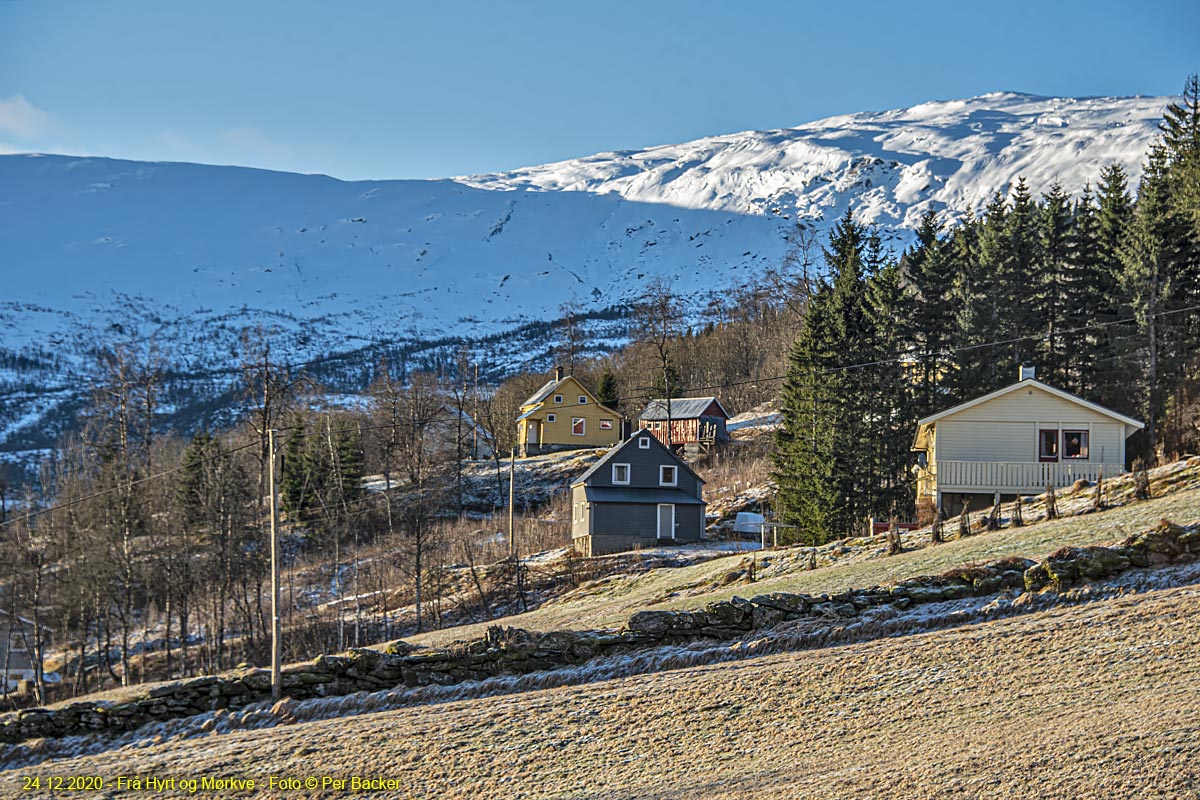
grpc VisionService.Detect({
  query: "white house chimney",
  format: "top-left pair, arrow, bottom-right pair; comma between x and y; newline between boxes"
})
554,365 -> 564,381
1019,365 -> 1036,381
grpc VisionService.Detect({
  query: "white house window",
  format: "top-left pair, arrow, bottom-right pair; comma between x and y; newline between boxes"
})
638,437 -> 651,449
612,463 -> 631,485
1039,429 -> 1058,462
660,465 -> 677,486
572,417 -> 585,436
1063,430 -> 1089,459
547,413 -> 556,423
578,395 -> 588,404
553,394 -> 563,404
599,419 -> 613,430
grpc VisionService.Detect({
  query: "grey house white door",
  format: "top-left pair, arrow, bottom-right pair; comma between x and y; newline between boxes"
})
657,504 -> 675,539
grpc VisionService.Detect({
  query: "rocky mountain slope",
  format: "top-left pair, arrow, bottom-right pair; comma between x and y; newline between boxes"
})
0,92 -> 1169,465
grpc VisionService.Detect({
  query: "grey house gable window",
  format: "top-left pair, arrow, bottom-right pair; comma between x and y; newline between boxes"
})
638,437 -> 651,449
660,465 -> 677,486
612,463 -> 631,485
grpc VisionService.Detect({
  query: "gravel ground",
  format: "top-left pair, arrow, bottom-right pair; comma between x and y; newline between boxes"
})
6,581 -> 1200,799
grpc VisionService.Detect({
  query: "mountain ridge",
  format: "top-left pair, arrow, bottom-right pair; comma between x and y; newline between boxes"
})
0,91 -> 1172,464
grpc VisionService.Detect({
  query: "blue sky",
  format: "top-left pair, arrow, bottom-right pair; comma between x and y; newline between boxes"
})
1,0 -> 1196,180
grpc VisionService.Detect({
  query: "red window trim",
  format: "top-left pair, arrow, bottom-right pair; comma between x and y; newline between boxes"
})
1039,428 -> 1059,462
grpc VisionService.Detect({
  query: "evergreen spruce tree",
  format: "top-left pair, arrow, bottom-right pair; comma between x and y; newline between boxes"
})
952,198 -> 1004,395
596,368 -> 619,408
997,178 -> 1044,371
774,209 -> 875,542
863,255 -> 915,519
902,210 -> 956,417
1062,185 -> 1106,395
1159,74 -> 1200,231
1093,164 -> 1137,411
176,431 -> 217,527
281,418 -> 316,518
1035,183 -> 1072,385
1119,147 -> 1194,461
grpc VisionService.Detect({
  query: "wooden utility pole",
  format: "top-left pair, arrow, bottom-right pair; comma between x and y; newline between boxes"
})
508,448 -> 516,558
268,428 -> 281,701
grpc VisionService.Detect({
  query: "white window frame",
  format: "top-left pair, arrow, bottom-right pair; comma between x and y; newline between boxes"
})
578,395 -> 588,404
660,465 -> 678,487
599,419 -> 613,430
553,394 -> 563,404
546,413 -> 556,423
571,417 -> 586,436
638,437 -> 651,449
656,503 -> 675,539
612,463 -> 631,485
1062,429 -> 1090,460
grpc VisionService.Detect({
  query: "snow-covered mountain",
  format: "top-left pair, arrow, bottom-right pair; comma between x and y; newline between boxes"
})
0,91 -> 1170,463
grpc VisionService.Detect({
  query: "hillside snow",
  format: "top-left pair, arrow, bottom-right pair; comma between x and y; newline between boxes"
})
0,91 -> 1169,458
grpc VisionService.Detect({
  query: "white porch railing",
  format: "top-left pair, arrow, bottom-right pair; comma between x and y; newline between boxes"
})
936,460 -> 1126,493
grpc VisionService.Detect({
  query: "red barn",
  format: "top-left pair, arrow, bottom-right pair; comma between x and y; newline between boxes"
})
637,397 -> 730,449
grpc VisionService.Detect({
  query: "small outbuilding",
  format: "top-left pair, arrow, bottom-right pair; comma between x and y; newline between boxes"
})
637,397 -> 730,451
1,611 -> 51,694
570,429 -> 706,557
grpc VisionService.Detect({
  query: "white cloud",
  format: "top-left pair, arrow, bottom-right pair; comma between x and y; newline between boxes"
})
0,95 -> 55,140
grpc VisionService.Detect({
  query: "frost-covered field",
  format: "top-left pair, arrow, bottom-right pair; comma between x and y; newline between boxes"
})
5,568 -> 1199,798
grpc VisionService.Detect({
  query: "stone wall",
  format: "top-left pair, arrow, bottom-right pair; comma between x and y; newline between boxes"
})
3,520 -> 1196,746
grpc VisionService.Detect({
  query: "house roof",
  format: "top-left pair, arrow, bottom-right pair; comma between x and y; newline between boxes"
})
581,486 -> 706,506
517,375 -> 618,419
638,397 -> 729,421
913,378 -> 1145,449
571,428 -> 705,487
438,404 -> 494,442
520,377 -> 566,409
0,610 -> 52,632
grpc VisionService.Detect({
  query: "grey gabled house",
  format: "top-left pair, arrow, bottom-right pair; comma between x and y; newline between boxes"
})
569,428 -> 706,556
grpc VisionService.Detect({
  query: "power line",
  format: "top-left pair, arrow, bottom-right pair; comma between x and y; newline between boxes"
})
4,300 -> 1199,527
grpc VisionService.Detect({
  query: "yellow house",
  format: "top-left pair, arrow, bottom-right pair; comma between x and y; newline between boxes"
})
516,368 -> 621,456
913,368 -> 1143,516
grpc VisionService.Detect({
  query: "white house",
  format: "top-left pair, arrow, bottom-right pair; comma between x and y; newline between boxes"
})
913,368 -> 1144,516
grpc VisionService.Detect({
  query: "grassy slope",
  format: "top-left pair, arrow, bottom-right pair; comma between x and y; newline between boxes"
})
9,580 -> 1199,798
411,476 -> 1200,647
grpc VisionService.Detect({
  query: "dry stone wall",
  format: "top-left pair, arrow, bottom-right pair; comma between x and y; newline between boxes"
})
3,520 -> 1197,746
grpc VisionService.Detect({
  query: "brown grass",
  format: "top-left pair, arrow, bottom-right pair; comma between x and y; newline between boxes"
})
7,581 -> 1200,798
408,480 -> 1200,647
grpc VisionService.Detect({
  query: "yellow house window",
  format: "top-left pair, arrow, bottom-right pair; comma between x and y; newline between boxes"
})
547,413 -> 556,423
578,395 -> 587,404
572,418 -> 585,436
554,394 -> 563,404
599,419 -> 613,430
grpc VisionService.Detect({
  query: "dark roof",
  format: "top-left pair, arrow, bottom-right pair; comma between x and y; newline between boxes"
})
520,377 -> 567,409
571,429 -> 705,487
638,397 -> 729,421
582,486 -> 706,505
